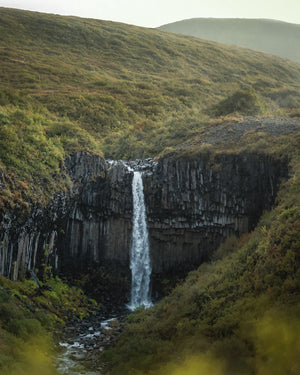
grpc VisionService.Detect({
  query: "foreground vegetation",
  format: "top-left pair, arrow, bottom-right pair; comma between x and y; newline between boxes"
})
105,150 -> 300,374
0,272 -> 96,375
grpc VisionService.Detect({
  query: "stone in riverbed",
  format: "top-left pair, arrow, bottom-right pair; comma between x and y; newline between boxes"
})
70,352 -> 86,361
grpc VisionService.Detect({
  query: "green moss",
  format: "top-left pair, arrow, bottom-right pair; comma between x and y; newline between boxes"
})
0,274 -> 97,327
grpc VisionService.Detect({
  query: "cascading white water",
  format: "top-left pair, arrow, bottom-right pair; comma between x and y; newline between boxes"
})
128,171 -> 152,310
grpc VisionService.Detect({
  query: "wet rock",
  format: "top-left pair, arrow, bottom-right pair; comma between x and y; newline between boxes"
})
55,310 -> 127,374
70,352 -> 86,361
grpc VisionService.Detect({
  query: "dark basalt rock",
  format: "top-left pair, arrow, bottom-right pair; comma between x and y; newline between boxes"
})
0,151 -> 288,297
144,154 -> 287,273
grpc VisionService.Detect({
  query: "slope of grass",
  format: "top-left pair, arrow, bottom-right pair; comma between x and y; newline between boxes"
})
0,273 -> 97,375
1,8 -> 300,206
159,18 -> 300,63
1,12 -> 297,251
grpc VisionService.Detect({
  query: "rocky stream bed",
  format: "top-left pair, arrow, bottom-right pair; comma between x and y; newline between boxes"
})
55,309 -> 128,375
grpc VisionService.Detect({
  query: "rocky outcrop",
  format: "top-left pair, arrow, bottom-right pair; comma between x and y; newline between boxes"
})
59,156 -> 133,274
0,152 -> 288,284
144,154 -> 287,272
0,192 -> 68,280
0,152 -> 106,280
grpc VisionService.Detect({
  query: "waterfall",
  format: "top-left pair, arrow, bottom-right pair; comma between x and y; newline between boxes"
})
128,171 -> 152,310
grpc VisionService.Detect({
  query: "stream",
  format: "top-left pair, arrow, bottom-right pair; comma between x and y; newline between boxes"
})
55,311 -> 127,375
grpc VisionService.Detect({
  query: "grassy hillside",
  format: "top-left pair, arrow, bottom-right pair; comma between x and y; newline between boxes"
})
159,18 -> 300,64
0,274 -> 97,375
0,7 -> 299,269
1,8 -> 300,206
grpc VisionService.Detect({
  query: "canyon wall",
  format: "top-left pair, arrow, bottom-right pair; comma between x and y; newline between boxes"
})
144,154 -> 286,272
0,152 -> 287,281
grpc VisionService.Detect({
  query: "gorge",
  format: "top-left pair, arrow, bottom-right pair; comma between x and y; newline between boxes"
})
0,151 -> 287,300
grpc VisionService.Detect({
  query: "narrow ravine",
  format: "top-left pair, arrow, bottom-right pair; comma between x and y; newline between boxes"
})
55,162 -> 153,373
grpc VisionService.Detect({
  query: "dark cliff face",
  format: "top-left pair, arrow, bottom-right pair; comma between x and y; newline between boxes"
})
144,155 -> 286,272
0,152 -> 287,282
0,191 -> 69,280
60,156 -> 133,274
0,152 -> 107,280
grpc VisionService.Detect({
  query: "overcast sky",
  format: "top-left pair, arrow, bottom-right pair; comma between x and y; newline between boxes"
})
2,0 -> 300,27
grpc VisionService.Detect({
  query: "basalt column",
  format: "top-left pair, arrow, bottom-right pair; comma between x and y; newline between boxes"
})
0,153 -> 288,282
58,158 -> 134,274
143,154 -> 287,273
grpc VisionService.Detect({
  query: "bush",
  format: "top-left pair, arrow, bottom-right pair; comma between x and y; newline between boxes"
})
211,88 -> 265,116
